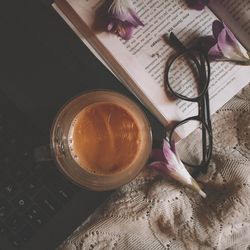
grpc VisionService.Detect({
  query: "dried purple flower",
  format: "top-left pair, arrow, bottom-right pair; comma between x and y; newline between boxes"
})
95,0 -> 143,40
148,139 -> 206,198
186,0 -> 209,10
207,20 -> 250,63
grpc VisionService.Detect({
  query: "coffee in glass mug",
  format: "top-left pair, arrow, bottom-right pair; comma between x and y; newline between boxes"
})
50,90 -> 152,191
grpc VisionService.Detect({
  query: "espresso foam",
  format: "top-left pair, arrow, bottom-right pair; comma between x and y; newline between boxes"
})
68,102 -> 142,175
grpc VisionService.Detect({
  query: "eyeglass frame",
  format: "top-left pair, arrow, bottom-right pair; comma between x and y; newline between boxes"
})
164,33 -> 213,176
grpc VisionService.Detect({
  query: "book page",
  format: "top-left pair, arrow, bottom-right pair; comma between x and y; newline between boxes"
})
54,0 -> 250,138
209,0 -> 250,51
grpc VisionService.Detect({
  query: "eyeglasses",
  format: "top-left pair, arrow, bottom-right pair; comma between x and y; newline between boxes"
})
165,33 -> 213,176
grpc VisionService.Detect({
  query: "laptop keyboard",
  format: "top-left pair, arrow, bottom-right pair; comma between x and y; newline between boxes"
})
0,99 -> 80,248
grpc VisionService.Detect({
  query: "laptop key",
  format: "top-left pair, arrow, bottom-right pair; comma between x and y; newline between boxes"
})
33,162 -> 51,178
6,137 -> 20,156
23,176 -> 42,197
1,154 -> 16,168
0,200 -> 12,220
12,193 -> 31,211
0,153 -> 10,169
11,164 -> 29,182
18,150 -> 33,169
56,187 -> 74,202
26,205 -> 48,229
48,180 -> 75,202
1,180 -> 19,198
35,189 -> 61,216
9,224 -> 33,249
9,235 -> 22,248
5,213 -> 27,232
19,224 -> 34,242
0,169 -> 8,184
11,153 -> 32,181
0,223 -> 8,237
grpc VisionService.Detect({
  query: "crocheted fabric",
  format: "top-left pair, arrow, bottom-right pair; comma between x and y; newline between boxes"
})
58,84 -> 250,250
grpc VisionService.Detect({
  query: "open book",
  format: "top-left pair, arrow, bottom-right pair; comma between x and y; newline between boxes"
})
53,0 -> 250,139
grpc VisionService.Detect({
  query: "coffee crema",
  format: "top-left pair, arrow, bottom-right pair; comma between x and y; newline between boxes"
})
68,102 -> 141,175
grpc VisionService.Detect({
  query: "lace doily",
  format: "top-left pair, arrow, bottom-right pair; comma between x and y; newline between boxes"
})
59,84 -> 250,250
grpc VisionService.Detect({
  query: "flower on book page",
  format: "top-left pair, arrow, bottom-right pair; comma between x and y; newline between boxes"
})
148,139 -> 206,198
186,0 -> 209,10
95,0 -> 143,40
198,20 -> 250,64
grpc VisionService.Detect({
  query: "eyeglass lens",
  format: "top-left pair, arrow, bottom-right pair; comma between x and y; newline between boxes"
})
167,50 -> 209,100
172,119 -> 211,168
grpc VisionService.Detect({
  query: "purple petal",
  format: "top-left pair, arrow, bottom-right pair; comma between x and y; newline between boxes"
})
148,161 -> 174,175
217,28 -> 238,57
127,8 -> 144,27
117,23 -> 134,40
151,149 -> 166,162
218,30 -> 249,60
111,11 -> 143,28
212,20 -> 224,40
107,21 -> 114,31
170,139 -> 176,154
203,36 -> 217,49
223,24 -> 238,44
148,161 -> 166,172
208,43 -> 223,58
215,23 -> 250,61
162,139 -> 175,161
169,139 -> 183,165
110,12 -> 130,22
95,0 -> 142,40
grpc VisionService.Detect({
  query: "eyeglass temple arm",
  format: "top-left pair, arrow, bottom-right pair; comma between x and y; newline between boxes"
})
199,54 -> 213,167
164,32 -> 187,52
198,53 -> 212,129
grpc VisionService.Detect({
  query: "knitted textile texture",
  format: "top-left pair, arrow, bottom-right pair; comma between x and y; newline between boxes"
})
59,84 -> 250,250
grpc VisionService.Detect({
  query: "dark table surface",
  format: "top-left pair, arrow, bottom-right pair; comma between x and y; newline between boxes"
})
0,0 -> 165,141
0,0 -> 165,247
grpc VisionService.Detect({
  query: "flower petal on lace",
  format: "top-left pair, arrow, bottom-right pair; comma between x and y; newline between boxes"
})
148,139 -> 206,198
162,139 -> 181,167
148,161 -> 170,175
162,139 -> 174,161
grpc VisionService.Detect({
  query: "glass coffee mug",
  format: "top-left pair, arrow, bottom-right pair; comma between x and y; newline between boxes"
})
50,90 -> 152,191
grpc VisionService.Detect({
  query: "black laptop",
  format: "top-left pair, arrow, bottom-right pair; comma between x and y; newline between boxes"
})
0,1 -> 116,249
0,1 -> 164,249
